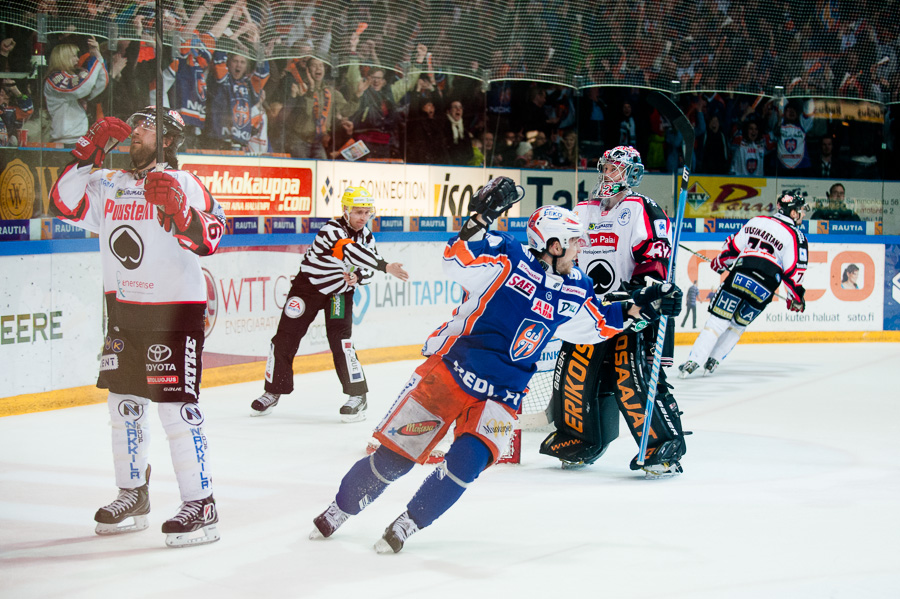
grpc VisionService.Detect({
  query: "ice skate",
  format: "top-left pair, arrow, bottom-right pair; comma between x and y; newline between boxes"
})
250,391 -> 280,416
703,358 -> 719,376
678,360 -> 699,378
94,465 -> 151,535
374,510 -> 419,554
309,501 -> 351,539
640,460 -> 683,479
560,459 -> 588,470
162,494 -> 220,548
340,394 -> 367,423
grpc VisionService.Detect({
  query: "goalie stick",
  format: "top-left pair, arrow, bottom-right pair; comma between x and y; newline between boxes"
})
677,243 -> 789,301
636,92 -> 694,467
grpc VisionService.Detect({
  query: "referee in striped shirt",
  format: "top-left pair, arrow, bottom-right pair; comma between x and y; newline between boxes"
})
251,187 -> 409,421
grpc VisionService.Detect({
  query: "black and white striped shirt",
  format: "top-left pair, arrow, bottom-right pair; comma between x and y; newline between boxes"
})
299,216 -> 388,295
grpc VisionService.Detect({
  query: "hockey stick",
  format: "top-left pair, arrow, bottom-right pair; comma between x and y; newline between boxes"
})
154,0 -> 165,169
636,92 -> 694,467
677,243 -> 789,301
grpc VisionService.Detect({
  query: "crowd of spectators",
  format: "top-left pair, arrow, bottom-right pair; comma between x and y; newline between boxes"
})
0,0 -> 898,180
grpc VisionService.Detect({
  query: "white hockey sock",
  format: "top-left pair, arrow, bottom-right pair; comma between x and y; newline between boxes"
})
158,402 -> 213,501
107,392 -> 150,489
710,322 -> 747,362
686,315 -> 730,364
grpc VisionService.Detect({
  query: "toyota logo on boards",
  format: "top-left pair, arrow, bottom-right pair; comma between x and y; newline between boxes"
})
147,344 -> 173,362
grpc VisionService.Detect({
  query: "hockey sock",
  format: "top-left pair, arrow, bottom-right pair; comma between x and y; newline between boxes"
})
406,434 -> 491,529
687,314 -> 730,364
158,402 -> 212,501
710,322 -> 746,362
336,445 -> 414,515
108,393 -> 151,488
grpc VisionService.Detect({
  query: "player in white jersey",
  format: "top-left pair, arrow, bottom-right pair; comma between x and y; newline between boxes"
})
249,187 -> 409,421
680,191 -> 809,377
49,106 -> 226,547
308,177 -> 683,553
540,146 -> 688,476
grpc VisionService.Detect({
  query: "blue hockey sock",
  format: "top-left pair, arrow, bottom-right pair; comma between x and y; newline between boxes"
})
406,434 -> 491,529
335,445 -> 414,515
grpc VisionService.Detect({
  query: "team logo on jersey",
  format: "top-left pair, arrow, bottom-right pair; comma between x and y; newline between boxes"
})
747,158 -> 759,173
785,138 -> 797,153
109,225 -> 144,270
284,296 -> 305,318
506,273 -> 536,299
588,231 -> 618,248
653,219 -> 667,238
558,299 -> 579,316
532,298 -> 554,319
585,259 -> 616,295
617,208 -> 631,226
509,320 -> 550,362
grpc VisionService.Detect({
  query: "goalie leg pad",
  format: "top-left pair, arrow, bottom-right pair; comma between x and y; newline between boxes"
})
632,378 -> 688,469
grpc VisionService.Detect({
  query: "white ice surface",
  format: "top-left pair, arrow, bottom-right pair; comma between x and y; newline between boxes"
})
1,342 -> 899,599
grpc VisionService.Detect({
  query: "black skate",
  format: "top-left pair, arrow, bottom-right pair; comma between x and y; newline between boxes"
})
703,358 -> 719,375
340,394 -> 367,423
94,465 -> 151,535
678,360 -> 699,379
309,501 -> 351,539
162,494 -> 220,548
374,510 -> 420,554
250,392 -> 280,417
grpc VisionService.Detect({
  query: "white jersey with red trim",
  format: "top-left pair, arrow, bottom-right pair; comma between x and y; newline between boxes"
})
716,213 -> 808,301
50,163 -> 225,308
573,193 -> 672,296
421,231 -> 624,409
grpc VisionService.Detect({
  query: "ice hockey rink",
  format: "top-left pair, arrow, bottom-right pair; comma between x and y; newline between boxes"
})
2,341 -> 898,599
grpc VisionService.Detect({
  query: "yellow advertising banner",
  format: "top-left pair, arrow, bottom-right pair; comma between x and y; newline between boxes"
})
810,99 -> 885,124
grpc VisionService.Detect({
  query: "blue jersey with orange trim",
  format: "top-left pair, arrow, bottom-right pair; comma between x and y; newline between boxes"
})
423,231 -> 624,408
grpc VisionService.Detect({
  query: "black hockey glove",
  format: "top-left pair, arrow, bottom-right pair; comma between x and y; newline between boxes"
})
468,176 -> 524,224
631,283 -> 683,321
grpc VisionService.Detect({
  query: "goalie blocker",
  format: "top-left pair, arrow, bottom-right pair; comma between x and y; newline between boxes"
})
539,331 -> 687,469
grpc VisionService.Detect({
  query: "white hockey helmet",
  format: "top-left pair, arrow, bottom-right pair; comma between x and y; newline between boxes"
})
527,206 -> 584,253
593,145 -> 644,199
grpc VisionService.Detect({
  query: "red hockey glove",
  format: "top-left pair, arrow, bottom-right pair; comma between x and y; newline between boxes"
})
71,117 -> 131,167
145,172 -> 193,232
710,255 -> 730,274
787,296 -> 805,313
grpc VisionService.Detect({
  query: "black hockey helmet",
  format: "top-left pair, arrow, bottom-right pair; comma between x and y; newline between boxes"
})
127,106 -> 186,149
777,189 -> 809,216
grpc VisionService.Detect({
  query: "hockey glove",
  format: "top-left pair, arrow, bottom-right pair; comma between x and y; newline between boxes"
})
72,117 -> 131,168
710,255 -> 730,274
468,176 -> 524,224
631,282 -> 683,320
145,172 -> 193,233
787,295 -> 805,313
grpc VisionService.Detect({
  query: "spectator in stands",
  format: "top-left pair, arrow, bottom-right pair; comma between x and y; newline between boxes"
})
812,135 -> 845,178
699,114 -> 730,174
811,182 -> 861,221
350,68 -> 400,160
731,120 -> 768,177
520,86 -> 557,139
204,50 -> 270,151
407,100 -> 448,165
0,38 -> 16,72
44,38 -> 108,146
286,58 -> 352,160
444,100 -> 474,165
482,131 -> 502,167
618,100 -> 637,146
0,78 -> 34,146
530,130 -> 553,165
550,129 -> 578,169
770,98 -> 814,176
497,129 -> 520,167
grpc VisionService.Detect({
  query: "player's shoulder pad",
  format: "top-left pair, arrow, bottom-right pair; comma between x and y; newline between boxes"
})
625,191 -> 668,220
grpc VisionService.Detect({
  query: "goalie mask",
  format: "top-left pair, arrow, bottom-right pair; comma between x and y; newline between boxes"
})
592,146 -> 644,203
527,206 -> 584,253
127,106 -> 186,150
